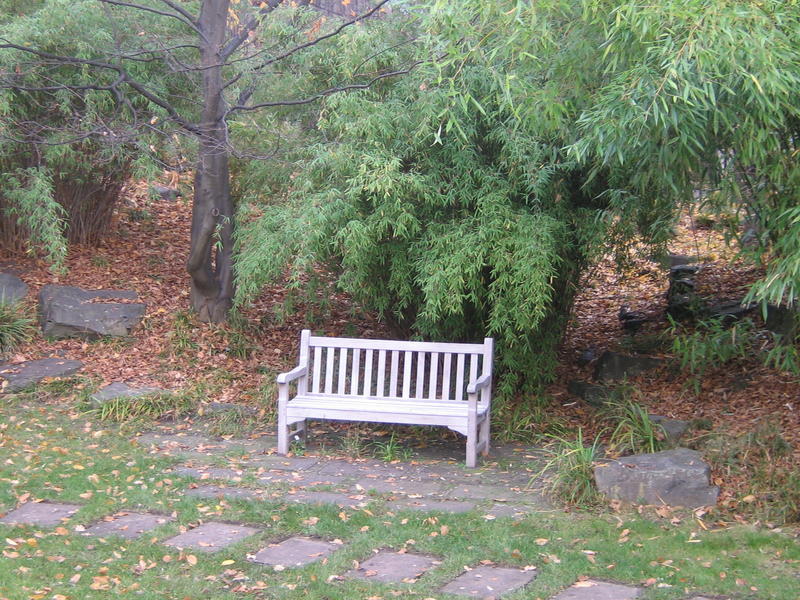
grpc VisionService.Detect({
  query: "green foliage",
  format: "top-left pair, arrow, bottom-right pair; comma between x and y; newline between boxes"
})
0,300 -> 34,354
372,432 -> 413,462
699,421 -> 798,524
535,429 -> 604,507
96,392 -> 193,423
669,316 -> 754,377
236,12 -> 607,394
603,395 -> 666,455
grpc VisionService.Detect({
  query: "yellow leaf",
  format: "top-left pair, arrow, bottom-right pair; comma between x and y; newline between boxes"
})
186,554 -> 197,566
220,559 -> 234,566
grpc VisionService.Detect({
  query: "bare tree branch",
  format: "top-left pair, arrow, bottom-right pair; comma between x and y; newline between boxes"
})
228,61 -> 420,113
97,0 -> 206,40
0,39 -> 203,135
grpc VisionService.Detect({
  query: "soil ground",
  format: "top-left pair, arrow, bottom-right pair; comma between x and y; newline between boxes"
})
2,177 -> 798,518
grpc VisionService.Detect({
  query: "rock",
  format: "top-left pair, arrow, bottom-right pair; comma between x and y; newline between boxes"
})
706,299 -> 755,324
648,415 -> 690,447
594,448 -> 719,507
0,358 -> 83,393
151,184 -> 180,201
593,351 -> 664,382
765,304 -> 798,340
567,380 -> 613,407
619,306 -> 648,333
0,272 -> 28,304
666,265 -> 702,320
89,382 -> 164,408
666,254 -> 697,267
39,285 -> 146,339
669,264 -> 700,279
576,346 -> 600,366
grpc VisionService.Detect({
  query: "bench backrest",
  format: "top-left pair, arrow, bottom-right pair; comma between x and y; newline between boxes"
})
296,330 -> 493,402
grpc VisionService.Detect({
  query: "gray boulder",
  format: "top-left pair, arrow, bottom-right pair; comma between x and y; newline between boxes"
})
765,304 -> 798,340
39,285 -> 146,339
567,380 -> 612,407
0,273 -> 28,304
594,351 -> 664,381
594,448 -> 719,507
0,358 -> 83,393
89,382 -> 164,408
648,415 -> 690,447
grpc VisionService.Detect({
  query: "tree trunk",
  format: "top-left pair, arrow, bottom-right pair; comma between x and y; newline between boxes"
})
187,0 -> 235,323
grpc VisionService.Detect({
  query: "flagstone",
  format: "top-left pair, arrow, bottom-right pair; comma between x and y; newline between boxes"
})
388,499 -> 476,514
246,455 -> 320,471
346,550 -> 439,583
83,512 -> 174,539
185,485 -> 266,500
286,490 -> 367,508
250,536 -> 337,567
355,478 -> 445,496
0,502 -> 81,527
164,521 -> 259,552
482,503 -> 530,519
173,465 -> 244,480
549,579 -> 642,600
440,565 -> 536,597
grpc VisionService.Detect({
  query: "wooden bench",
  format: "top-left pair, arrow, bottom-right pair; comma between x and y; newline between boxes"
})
277,330 -> 494,467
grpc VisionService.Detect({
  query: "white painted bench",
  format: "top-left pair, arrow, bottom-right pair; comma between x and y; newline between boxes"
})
277,330 -> 494,467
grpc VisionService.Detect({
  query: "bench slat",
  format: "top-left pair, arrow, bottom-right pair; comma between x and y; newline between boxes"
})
415,352 -> 426,399
442,353 -> 452,400
455,353 -> 465,401
350,348 -> 361,395
337,348 -> 348,395
376,350 -> 386,397
287,395 -> 489,418
312,346 -> 322,393
364,349 -> 373,396
325,347 -> 334,394
402,351 -> 412,398
389,350 -> 399,397
309,336 -> 486,354
428,352 -> 439,400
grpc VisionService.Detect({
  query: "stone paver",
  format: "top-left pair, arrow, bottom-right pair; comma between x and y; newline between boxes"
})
440,565 -> 536,597
185,485 -> 265,501
173,465 -> 244,480
550,580 -> 642,600
0,359 -> 83,393
287,490 -> 367,508
444,483 -> 528,501
0,502 -> 81,527
388,499 -> 476,514
355,478 -> 445,496
83,512 -> 174,539
164,521 -> 259,552
347,550 -> 439,583
247,455 -> 319,471
250,537 -> 337,567
483,503 -> 530,519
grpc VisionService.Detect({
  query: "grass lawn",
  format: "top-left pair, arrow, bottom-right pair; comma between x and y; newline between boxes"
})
1,385 -> 798,600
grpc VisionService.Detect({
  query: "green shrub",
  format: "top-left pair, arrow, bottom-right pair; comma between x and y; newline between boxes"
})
603,396 -> 666,455
0,301 -> 34,354
534,429 -> 604,507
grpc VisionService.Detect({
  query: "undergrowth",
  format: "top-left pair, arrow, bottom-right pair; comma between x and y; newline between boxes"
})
602,392 -> 666,455
0,300 -> 34,355
534,428 -> 604,507
697,420 -> 799,524
96,391 -> 194,423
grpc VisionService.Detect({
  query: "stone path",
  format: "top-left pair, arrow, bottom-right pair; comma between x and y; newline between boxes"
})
0,428 -> 734,599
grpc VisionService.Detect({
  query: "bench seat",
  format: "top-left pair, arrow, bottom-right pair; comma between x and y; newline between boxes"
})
285,395 -> 490,435
277,330 -> 494,467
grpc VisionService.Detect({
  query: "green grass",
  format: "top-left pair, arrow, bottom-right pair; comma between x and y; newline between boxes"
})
1,393 -> 799,599
0,300 -> 35,354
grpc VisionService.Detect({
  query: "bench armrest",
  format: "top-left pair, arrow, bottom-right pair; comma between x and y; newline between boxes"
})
467,372 -> 492,395
276,365 -> 307,384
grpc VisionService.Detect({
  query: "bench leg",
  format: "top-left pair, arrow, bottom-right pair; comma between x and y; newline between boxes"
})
278,412 -> 289,455
466,427 -> 477,468
480,414 -> 490,456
